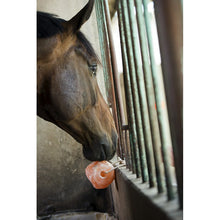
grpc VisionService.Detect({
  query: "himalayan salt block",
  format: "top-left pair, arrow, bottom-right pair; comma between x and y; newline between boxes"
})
85,161 -> 115,189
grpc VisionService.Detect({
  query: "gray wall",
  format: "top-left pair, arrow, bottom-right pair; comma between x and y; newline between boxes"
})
37,0 -> 111,216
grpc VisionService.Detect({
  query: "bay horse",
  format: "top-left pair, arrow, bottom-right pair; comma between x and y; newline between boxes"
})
37,0 -> 117,161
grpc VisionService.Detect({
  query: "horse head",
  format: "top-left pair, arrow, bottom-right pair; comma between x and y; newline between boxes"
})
37,0 -> 117,161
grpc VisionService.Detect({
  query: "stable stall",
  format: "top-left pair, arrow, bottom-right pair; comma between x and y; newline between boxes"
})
37,0 -> 183,219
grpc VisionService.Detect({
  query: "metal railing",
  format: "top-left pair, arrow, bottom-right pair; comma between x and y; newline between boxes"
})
95,0 -> 183,209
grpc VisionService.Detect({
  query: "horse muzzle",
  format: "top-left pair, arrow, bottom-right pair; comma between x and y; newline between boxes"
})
83,131 -> 117,161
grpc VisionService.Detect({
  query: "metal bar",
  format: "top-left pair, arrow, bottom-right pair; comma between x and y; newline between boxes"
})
118,3 -> 136,172
103,0 -> 126,159
120,0 -> 148,182
104,0 -> 126,127
95,0 -> 122,156
125,129 -> 132,170
95,0 -> 112,105
121,130 -> 127,164
129,132 -> 136,173
142,0 -> 174,200
116,102 -> 125,159
117,0 -> 141,177
95,1 -> 113,111
153,0 -> 183,208
126,0 -> 156,187
134,0 -> 164,193
123,129 -> 130,170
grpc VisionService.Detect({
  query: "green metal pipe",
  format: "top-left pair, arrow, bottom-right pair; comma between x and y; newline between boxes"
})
153,0 -> 183,207
123,129 -> 132,171
126,130 -> 133,171
104,0 -> 129,160
95,0 -> 111,104
103,0 -> 126,126
95,0 -> 122,157
118,100 -> 126,159
134,0 -> 164,193
122,129 -> 129,169
126,0 -> 156,187
142,0 -> 174,200
129,130 -> 137,173
117,0 -> 141,177
120,0 -> 148,182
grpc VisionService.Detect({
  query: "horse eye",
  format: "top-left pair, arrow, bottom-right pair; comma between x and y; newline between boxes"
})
89,63 -> 97,76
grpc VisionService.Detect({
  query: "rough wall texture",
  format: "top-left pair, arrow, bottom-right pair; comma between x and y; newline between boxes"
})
37,0 -> 111,216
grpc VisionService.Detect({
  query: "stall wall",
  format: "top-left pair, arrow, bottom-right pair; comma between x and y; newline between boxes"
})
37,0 -> 111,216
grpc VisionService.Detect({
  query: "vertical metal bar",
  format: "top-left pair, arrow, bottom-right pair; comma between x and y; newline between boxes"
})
126,0 -> 156,187
123,129 -> 129,169
104,0 -> 126,127
95,0 -> 112,105
117,0 -> 141,177
129,130 -> 136,174
153,0 -> 183,208
116,103 -> 124,159
95,0 -> 113,112
120,0 -> 148,182
142,0 -> 174,200
134,0 -> 164,193
125,129 -> 132,170
103,0 -> 126,159
95,0 -> 122,157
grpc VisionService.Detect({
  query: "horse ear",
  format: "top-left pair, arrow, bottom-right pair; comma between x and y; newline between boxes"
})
66,0 -> 95,32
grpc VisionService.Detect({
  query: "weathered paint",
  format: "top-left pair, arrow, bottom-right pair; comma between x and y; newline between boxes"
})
134,0 -> 164,193
95,0 -> 124,158
126,0 -> 156,187
117,0 -> 141,177
120,0 -> 149,183
154,0 -> 183,207
143,0 -> 175,200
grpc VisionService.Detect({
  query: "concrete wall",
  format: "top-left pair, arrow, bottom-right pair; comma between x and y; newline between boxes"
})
37,0 -> 111,216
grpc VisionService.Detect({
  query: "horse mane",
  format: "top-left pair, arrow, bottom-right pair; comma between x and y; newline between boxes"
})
37,11 -> 65,38
37,11 -> 99,62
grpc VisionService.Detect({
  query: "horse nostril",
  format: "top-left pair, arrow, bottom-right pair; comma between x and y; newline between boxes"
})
101,140 -> 116,161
